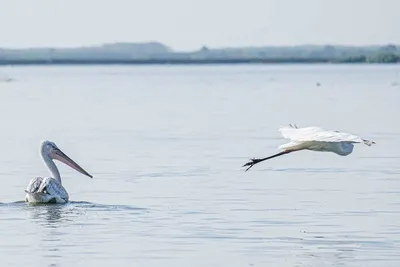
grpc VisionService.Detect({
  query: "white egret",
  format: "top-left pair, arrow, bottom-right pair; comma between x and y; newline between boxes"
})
243,124 -> 375,171
25,140 -> 93,204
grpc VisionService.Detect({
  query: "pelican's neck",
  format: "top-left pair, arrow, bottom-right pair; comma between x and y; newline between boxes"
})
41,152 -> 62,184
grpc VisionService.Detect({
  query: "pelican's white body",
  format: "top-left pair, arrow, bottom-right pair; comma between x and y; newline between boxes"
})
25,177 -> 69,204
278,125 -> 374,155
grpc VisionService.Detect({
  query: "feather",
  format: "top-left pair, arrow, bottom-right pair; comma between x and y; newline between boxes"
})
279,126 -> 367,144
25,177 -> 69,203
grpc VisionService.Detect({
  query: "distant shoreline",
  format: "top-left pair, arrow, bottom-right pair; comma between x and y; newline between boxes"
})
1,42 -> 399,65
0,59 -> 398,65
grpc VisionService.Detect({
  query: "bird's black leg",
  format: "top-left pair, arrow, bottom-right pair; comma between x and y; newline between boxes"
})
242,158 -> 264,171
242,150 -> 293,171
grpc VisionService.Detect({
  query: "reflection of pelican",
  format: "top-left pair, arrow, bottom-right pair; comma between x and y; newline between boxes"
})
27,204 -> 64,225
25,140 -> 93,204
26,204 -> 65,267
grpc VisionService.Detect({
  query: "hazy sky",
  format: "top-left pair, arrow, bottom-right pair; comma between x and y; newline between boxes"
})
0,0 -> 399,51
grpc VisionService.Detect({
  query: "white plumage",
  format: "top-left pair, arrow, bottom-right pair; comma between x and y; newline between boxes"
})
243,124 -> 375,171
279,125 -> 373,145
25,140 -> 92,204
25,177 -> 69,203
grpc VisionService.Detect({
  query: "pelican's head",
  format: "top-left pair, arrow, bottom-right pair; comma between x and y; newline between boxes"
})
40,140 -> 93,178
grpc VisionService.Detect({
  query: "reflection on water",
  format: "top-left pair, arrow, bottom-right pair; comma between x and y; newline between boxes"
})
28,204 -> 64,225
31,206 -> 64,267
0,201 -> 147,267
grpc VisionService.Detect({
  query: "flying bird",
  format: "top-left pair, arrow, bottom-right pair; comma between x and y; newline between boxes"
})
243,124 -> 375,171
25,140 -> 93,204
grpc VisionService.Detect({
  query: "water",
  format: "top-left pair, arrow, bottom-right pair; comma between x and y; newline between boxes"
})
0,64 -> 399,266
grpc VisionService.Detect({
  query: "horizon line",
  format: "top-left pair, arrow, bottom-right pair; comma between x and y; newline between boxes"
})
0,42 -> 399,51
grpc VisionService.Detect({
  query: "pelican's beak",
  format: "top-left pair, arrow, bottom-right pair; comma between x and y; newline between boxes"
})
51,147 -> 93,178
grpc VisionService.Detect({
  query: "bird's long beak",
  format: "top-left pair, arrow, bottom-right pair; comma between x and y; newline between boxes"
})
51,148 -> 93,178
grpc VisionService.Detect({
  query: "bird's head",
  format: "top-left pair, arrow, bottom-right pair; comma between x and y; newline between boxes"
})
40,140 -> 93,178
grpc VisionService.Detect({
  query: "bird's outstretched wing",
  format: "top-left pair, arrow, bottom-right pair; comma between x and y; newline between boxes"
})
279,126 -> 375,146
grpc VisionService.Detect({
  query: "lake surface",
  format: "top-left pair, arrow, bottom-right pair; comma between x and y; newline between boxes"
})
0,64 -> 399,267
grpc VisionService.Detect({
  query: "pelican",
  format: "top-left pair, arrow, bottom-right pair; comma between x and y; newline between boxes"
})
25,140 -> 92,204
243,124 -> 375,171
